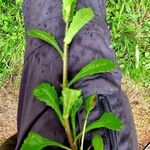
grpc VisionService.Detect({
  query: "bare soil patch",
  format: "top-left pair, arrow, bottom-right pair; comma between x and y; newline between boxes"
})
0,81 -> 18,144
0,77 -> 149,149
122,77 -> 150,149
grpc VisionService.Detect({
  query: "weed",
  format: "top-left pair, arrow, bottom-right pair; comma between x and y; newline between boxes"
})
0,0 -> 25,86
20,1 -> 123,150
0,0 -> 149,88
106,0 -> 150,87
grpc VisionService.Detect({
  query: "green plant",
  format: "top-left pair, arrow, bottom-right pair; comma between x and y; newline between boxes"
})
0,0 -> 25,86
20,1 -> 124,150
106,0 -> 150,87
1,0 -> 149,89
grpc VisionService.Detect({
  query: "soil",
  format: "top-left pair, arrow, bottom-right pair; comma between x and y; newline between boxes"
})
0,81 -> 18,144
0,77 -> 150,149
122,77 -> 150,150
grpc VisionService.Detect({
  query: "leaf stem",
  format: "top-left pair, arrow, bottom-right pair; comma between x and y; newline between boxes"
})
80,115 -> 88,150
49,142 -> 72,150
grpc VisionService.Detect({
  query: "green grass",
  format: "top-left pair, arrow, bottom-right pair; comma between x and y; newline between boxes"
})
0,0 -> 24,86
106,0 -> 150,87
0,0 -> 149,87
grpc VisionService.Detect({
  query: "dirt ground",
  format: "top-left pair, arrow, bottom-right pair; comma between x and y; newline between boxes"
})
0,77 -> 150,149
122,77 -> 150,149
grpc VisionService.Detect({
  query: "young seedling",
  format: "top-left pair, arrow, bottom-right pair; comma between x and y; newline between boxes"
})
21,0 -> 123,150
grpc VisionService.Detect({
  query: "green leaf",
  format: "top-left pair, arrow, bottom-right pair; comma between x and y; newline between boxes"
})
85,95 -> 96,115
62,0 -> 76,22
86,112 -> 124,132
75,112 -> 123,142
21,132 -> 71,150
69,59 -> 116,86
80,95 -> 96,150
62,87 -> 82,119
33,83 -> 63,124
92,135 -> 104,150
27,29 -> 63,58
70,1 -> 76,22
70,95 -> 83,139
64,8 -> 94,44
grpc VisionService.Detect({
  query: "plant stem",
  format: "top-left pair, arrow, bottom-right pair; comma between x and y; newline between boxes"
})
63,20 -> 76,150
80,115 -> 88,150
87,145 -> 92,150
65,118 -> 76,150
63,22 -> 69,87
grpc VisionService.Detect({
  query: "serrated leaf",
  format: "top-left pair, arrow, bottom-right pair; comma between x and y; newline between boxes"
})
69,59 -> 116,86
27,29 -> 63,58
62,0 -> 76,22
85,95 -> 96,115
75,112 -> 123,142
64,8 -> 94,44
70,95 -> 83,138
80,95 -> 96,150
33,83 -> 63,124
92,135 -> 104,150
70,1 -> 76,22
86,112 -> 124,132
21,132 -> 71,150
62,87 -> 82,119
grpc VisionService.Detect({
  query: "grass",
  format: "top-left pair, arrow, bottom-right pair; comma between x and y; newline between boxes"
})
106,0 -> 150,87
0,0 -> 24,86
0,0 -> 149,87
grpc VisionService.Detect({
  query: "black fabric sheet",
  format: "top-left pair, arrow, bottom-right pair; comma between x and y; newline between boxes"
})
16,0 -> 138,149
